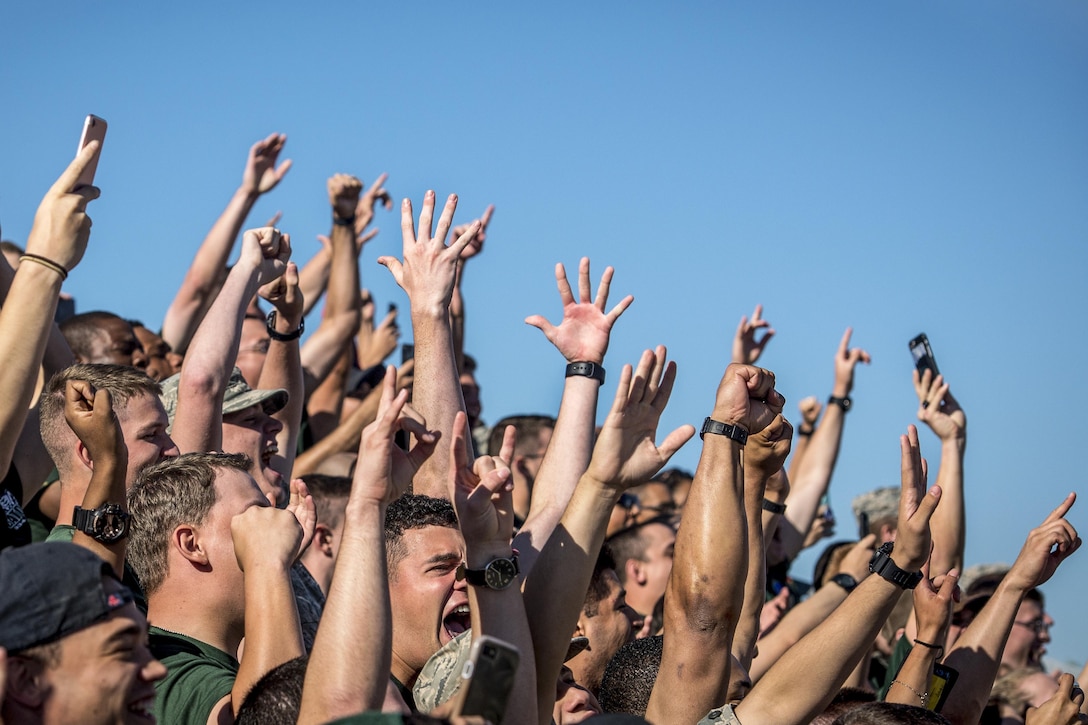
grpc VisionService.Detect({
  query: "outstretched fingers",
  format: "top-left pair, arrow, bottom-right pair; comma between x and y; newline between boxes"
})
594,265 -> 615,310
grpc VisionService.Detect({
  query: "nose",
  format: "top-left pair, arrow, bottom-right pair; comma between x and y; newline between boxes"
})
142,652 -> 167,682
161,436 -> 180,460
266,413 -> 284,436
132,346 -> 148,370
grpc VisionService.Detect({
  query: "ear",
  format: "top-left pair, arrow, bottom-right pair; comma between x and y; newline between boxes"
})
173,525 -> 210,568
74,439 -> 94,472
880,523 -> 897,543
314,524 -> 334,558
627,558 -> 647,587
5,655 -> 47,708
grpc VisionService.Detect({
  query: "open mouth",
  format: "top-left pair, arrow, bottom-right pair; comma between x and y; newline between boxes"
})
443,603 -> 471,641
128,695 -> 156,721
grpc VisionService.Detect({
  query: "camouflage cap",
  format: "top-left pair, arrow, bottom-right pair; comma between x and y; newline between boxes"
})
414,630 -> 590,711
851,486 -> 900,526
159,367 -> 288,427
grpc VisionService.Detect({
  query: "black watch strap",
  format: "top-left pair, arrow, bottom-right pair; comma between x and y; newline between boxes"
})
267,310 -> 305,342
73,503 -> 131,544
828,395 -> 852,412
460,553 -> 520,590
830,573 -> 859,593
700,417 -> 748,446
869,542 -> 923,590
762,499 -> 787,515
566,361 -> 605,384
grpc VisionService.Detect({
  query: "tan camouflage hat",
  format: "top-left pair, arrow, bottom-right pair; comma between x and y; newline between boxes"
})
159,367 -> 288,427
851,486 -> 900,527
413,630 -> 590,711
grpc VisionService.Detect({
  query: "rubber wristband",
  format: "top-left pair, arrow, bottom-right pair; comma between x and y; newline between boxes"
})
762,499 -> 787,515
565,361 -> 605,384
798,427 -> 815,437
19,254 -> 68,281
266,310 -> 305,342
913,638 -> 945,660
332,215 -> 356,227
700,417 -> 748,446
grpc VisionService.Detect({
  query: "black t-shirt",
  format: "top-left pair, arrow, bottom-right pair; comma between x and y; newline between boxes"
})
0,466 -> 32,549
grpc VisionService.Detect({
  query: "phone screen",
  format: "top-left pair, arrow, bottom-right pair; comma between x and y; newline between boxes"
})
909,333 -> 939,377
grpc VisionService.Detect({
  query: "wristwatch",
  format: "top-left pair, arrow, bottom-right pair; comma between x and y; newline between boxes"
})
700,417 -> 748,446
566,361 -> 605,385
829,573 -> 858,593
73,503 -> 131,544
460,552 -> 520,591
868,542 -> 922,590
828,395 -> 852,412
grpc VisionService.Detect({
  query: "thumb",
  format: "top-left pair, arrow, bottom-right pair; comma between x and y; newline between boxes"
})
912,485 -> 943,527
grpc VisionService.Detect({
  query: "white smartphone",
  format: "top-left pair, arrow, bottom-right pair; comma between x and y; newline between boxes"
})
75,115 -> 108,187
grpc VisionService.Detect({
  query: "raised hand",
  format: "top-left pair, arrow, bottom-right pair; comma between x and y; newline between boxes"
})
449,411 -> 515,548
453,204 -> 495,261
239,226 -> 291,286
241,133 -> 292,196
328,174 -> 363,221
525,258 -> 633,365
798,396 -> 822,430
891,426 -> 942,572
913,370 -> 966,442
1005,493 -> 1082,592
359,308 -> 399,369
732,304 -> 775,365
231,503 -> 303,572
25,140 -> 102,272
746,414 -> 794,480
837,534 -> 878,582
284,478 -> 317,561
832,328 -> 871,398
258,260 -> 303,327
377,192 -> 479,316
352,366 -> 438,504
912,564 -> 959,645
713,363 -> 786,436
63,380 -> 125,462
584,346 -> 695,490
1025,673 -> 1088,725
354,172 -> 393,236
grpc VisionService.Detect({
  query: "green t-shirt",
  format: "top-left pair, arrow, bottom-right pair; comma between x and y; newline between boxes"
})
44,524 -> 148,613
149,627 -> 239,725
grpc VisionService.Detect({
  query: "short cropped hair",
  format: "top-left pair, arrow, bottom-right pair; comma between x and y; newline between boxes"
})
488,414 -> 555,459
384,494 -> 459,578
300,473 -> 352,532
606,517 -> 672,587
584,547 -> 618,618
832,703 -> 950,725
39,363 -> 162,478
598,634 -> 663,716
128,452 -> 250,595
59,311 -> 127,360
652,467 -> 694,490
236,656 -> 306,725
810,687 -> 877,725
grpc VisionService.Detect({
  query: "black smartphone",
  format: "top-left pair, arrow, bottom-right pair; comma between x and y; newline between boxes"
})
453,635 -> 520,723
929,663 -> 959,712
909,333 -> 939,378
857,511 -> 870,540
401,343 -> 414,364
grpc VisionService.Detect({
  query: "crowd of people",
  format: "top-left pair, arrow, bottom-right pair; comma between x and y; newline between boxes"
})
0,130 -> 1083,725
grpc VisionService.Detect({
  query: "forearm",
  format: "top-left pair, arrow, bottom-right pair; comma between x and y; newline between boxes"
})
325,223 -> 361,322
524,475 -> 618,725
297,247 -> 331,318
162,186 -> 257,353
787,431 -> 812,478
781,407 -> 845,559
260,334 -> 304,481
740,576 -> 901,725
0,265 -> 64,477
466,542 -> 537,725
885,641 -> 938,708
450,264 -> 465,373
929,437 -> 966,574
749,585 -> 848,681
299,500 -> 389,723
734,473 -> 769,669
409,313 -> 468,496
234,562 -> 304,715
70,453 -> 127,577
292,384 -> 381,478
300,312 -> 359,397
514,375 -> 599,577
172,265 -> 259,454
940,582 -> 1024,725
304,350 -> 351,443
646,437 -> 745,725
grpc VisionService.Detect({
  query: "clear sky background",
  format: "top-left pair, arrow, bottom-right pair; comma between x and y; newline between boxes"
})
3,2 -> 1086,667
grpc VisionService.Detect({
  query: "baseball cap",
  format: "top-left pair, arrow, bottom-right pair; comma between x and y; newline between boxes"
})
0,542 -> 134,652
159,367 -> 288,425
852,487 -> 900,526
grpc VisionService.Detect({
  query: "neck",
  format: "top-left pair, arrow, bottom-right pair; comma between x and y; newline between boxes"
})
148,583 -> 243,657
390,650 -> 419,689
55,476 -> 91,526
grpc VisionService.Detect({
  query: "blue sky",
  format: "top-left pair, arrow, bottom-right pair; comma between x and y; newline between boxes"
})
3,2 -> 1086,666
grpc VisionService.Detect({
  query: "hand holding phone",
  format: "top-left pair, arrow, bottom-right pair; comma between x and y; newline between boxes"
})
75,115 -> 107,188
909,333 -> 939,378
452,635 -> 520,723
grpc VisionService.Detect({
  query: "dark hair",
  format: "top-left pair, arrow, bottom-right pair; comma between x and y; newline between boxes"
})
236,655 -> 306,725
488,414 -> 555,459
384,494 -> 459,576
59,311 -> 128,360
605,517 -> 673,587
300,474 -> 353,531
832,703 -> 950,725
598,634 -> 663,716
652,467 -> 693,490
584,547 -> 618,618
812,540 -> 856,589
810,687 -> 877,725
0,240 -> 24,257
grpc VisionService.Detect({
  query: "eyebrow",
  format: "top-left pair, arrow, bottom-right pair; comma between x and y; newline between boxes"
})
105,621 -> 144,645
423,552 -> 462,566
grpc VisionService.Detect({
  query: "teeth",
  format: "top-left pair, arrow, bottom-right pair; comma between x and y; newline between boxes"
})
454,605 -> 470,615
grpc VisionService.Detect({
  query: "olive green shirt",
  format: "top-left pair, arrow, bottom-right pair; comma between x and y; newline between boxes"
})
149,626 -> 239,725
44,524 -> 148,612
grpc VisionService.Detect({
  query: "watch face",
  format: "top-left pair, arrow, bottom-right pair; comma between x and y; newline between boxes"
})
484,558 -> 517,590
93,506 -> 129,542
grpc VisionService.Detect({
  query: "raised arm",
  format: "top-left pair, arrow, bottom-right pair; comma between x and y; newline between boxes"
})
449,204 -> 494,372
63,381 -> 128,576
523,348 -> 693,725
645,363 -> 784,725
787,396 -> 822,478
256,261 -> 305,482
738,426 -> 940,725
162,134 -> 291,354
515,258 -> 632,576
884,566 -> 957,709
378,192 -> 480,496
0,143 -> 98,482
779,328 -> 870,561
731,304 -> 775,365
940,494 -> 1080,725
299,367 -> 436,724
913,369 -> 967,574
171,227 -> 289,455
